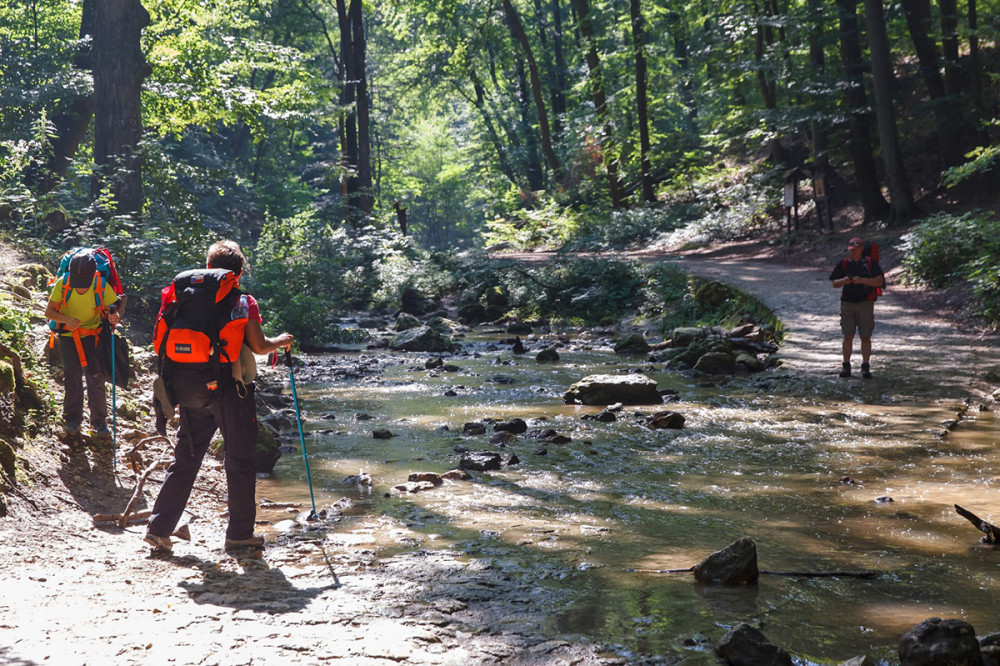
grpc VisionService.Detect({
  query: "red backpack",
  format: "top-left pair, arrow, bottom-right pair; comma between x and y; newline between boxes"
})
842,241 -> 883,301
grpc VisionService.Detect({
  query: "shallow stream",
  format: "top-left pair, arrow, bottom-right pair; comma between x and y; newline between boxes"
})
255,331 -> 1000,663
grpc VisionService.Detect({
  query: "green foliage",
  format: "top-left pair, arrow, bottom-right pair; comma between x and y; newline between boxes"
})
942,144 -> 1000,189
901,211 -> 1000,323
253,212 -> 413,342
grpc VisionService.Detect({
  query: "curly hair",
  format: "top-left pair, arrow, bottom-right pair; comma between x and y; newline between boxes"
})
206,240 -> 249,275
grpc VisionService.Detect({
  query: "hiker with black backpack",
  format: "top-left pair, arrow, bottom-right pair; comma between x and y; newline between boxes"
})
44,249 -> 126,441
144,240 -> 293,553
829,236 -> 885,379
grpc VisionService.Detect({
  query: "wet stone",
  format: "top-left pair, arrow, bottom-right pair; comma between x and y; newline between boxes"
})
899,618 -> 982,666
715,622 -> 793,666
463,422 -> 487,435
459,451 -> 503,471
408,472 -> 444,486
494,418 -> 527,434
372,429 -> 395,440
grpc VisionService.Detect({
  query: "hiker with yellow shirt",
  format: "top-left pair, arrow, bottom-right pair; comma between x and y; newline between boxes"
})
44,251 -> 124,438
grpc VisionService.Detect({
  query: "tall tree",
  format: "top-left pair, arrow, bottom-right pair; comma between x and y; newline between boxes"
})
836,0 -> 890,221
901,0 -> 963,165
501,0 -> 562,182
630,0 -> 654,202
753,0 -> 789,163
570,0 -> 627,208
862,0 -> 916,223
89,0 -> 151,217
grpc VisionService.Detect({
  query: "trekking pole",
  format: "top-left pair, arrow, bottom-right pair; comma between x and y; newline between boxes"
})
284,347 -> 318,520
110,305 -> 117,470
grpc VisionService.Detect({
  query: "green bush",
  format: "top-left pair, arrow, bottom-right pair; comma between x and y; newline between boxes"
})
900,211 -> 1000,288
901,211 -> 1000,324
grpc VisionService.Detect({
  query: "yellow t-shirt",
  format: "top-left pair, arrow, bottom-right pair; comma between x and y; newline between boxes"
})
49,277 -> 119,335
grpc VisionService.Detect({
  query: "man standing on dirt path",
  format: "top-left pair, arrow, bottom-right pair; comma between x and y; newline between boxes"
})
143,240 -> 293,554
829,237 -> 884,379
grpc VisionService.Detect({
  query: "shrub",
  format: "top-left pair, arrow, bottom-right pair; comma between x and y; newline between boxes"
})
900,211 -> 1000,288
901,211 -> 1000,325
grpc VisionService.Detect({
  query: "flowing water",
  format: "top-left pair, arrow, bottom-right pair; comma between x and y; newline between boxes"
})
256,332 -> 1000,663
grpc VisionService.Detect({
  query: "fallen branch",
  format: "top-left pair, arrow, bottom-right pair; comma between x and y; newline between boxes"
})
626,567 -> 876,578
93,509 -> 151,526
119,460 -> 169,527
759,569 -> 876,578
955,504 -> 1000,544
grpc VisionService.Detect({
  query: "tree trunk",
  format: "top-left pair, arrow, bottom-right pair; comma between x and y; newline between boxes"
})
90,0 -> 150,217
502,0 -> 562,182
570,0 -> 627,208
351,0 -> 372,214
938,0 -> 960,96
754,0 -> 788,164
516,59 -> 545,191
666,7 -> 697,128
466,72 -> 523,189
630,0 -> 654,202
901,0 -> 963,165
550,0 -> 568,135
836,0 -> 890,222
968,0 -> 983,116
863,0 -> 916,223
807,0 -> 829,165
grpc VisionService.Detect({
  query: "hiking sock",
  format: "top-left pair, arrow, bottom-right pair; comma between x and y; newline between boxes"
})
861,362 -> 872,379
839,362 -> 851,378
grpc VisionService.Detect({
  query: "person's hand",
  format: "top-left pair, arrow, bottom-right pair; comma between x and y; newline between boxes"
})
64,317 -> 81,332
278,333 -> 294,350
108,312 -> 121,326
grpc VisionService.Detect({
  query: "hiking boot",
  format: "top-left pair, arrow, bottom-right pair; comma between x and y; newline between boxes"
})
94,426 -> 111,439
225,535 -> 265,550
861,363 -> 872,379
839,362 -> 851,378
144,532 -> 173,552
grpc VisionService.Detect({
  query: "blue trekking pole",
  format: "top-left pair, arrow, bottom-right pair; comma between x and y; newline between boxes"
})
284,348 -> 317,520
110,305 -> 117,469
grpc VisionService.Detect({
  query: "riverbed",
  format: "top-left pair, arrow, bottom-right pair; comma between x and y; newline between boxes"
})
254,328 -> 1000,663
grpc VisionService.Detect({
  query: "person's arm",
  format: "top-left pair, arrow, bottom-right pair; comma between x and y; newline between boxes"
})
830,264 -> 852,288
243,319 -> 293,355
44,300 -> 81,331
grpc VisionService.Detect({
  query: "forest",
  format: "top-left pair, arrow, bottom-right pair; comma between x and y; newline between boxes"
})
1,0 -> 999,340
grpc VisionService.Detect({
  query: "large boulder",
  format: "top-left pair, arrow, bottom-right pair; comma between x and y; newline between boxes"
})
400,286 -> 437,316
693,536 -> 759,585
564,374 -> 662,406
483,286 -> 509,321
694,351 -> 736,375
614,333 -> 651,355
715,623 -> 793,666
899,618 -> 982,666
394,312 -> 421,331
390,326 -> 453,353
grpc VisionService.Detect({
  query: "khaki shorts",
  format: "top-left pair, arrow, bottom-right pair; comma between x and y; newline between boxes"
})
840,299 -> 875,337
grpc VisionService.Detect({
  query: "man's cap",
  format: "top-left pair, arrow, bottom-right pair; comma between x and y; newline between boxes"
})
848,237 -> 863,247
68,251 -> 97,288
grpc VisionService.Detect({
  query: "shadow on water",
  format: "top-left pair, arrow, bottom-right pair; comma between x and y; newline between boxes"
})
254,331 -> 1000,662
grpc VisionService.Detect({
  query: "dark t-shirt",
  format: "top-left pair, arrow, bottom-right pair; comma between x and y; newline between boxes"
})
830,257 -> 884,302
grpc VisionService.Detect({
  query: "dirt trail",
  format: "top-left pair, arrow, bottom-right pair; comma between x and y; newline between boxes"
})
2,250 -> 998,666
672,255 -> 1000,400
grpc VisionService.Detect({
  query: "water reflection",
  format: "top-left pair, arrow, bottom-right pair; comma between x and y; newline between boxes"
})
255,335 -> 1000,660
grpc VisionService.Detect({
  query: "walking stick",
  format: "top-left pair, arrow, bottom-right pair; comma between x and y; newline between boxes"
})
283,348 -> 317,520
110,305 -> 117,469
